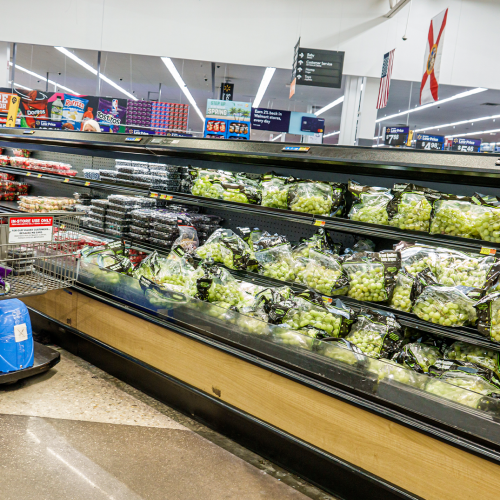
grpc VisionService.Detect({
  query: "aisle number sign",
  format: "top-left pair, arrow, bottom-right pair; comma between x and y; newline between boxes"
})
8,216 -> 53,244
384,127 -> 409,146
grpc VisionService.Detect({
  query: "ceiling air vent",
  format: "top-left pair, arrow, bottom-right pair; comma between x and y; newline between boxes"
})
481,102 -> 500,106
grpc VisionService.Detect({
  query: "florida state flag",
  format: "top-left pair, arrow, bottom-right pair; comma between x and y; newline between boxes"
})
420,8 -> 449,105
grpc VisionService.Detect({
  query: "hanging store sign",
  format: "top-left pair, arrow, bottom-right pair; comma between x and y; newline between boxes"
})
8,216 -> 53,244
384,126 -> 409,146
292,47 -> 344,89
451,137 -> 482,152
220,83 -> 234,101
415,133 -> 445,150
251,108 -> 291,132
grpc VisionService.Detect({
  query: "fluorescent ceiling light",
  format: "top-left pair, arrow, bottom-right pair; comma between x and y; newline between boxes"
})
271,133 -> 283,141
315,96 -> 344,117
446,127 -> 500,138
415,113 -> 500,133
375,87 -> 487,123
161,57 -> 204,122
252,67 -> 276,109
323,130 -> 340,138
9,62 -> 78,94
8,80 -> 32,91
55,47 -> 137,100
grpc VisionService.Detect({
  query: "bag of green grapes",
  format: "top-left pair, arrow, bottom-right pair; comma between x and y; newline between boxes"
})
287,179 -> 346,216
387,183 -> 440,232
389,270 -> 414,312
475,292 -> 500,343
444,341 -> 500,377
281,291 -> 357,339
394,342 -> 442,373
320,338 -> 366,367
138,275 -> 189,309
220,174 -> 262,204
395,241 -> 439,275
255,243 -> 297,282
342,237 -> 375,256
196,229 -> 257,270
347,180 -> 393,225
432,247 -> 500,288
429,194 -> 485,239
296,248 -> 348,296
364,358 -> 426,389
293,228 -> 341,259
345,308 -> 404,359
190,169 -> 234,199
261,172 -> 289,209
343,251 -> 401,302
413,284 -> 478,327
472,192 -> 500,243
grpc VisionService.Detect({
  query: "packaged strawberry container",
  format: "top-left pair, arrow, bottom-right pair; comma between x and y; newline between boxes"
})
0,173 -> 15,181
12,148 -> 31,158
0,155 -> 10,166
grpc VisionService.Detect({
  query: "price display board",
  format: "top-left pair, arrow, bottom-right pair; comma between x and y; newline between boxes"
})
384,126 -> 409,146
415,133 -> 445,151
451,137 -> 482,152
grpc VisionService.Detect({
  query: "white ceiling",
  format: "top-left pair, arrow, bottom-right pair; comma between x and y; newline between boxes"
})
9,43 -> 500,145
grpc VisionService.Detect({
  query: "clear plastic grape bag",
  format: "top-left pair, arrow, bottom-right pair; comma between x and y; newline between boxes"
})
429,195 -> 484,238
191,169 -> 234,199
343,251 -> 401,302
475,292 -> 500,342
261,173 -> 288,209
287,180 -> 346,216
444,341 -> 500,376
365,358 -> 425,389
170,217 -> 199,257
413,285 -> 477,327
395,242 -> 439,275
345,308 -> 404,359
195,264 -> 245,308
255,243 -> 296,282
394,342 -> 442,373
472,192 -> 500,243
196,228 -> 257,270
389,270 -> 413,312
387,183 -> 440,232
296,249 -> 348,296
221,174 -> 261,204
424,377 -> 493,409
347,180 -> 393,225
292,228 -> 341,259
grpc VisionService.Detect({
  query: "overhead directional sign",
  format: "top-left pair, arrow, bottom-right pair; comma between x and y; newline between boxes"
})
415,133 -> 445,151
451,137 -> 482,152
292,44 -> 344,89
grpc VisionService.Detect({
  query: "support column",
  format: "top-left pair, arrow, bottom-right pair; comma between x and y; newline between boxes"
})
0,42 -> 11,88
338,76 -> 363,146
357,76 -> 380,147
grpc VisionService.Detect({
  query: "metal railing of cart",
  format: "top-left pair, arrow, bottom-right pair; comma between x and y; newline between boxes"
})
0,211 -> 84,299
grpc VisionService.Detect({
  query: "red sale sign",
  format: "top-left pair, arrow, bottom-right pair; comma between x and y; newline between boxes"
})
8,216 -> 53,243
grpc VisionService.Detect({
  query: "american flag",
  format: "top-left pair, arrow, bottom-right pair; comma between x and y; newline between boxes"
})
376,49 -> 395,109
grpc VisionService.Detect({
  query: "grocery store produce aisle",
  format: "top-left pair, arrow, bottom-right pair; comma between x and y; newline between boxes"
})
0,347 -> 333,500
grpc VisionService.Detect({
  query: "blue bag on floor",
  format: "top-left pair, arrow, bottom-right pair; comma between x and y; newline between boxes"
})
0,299 -> 34,373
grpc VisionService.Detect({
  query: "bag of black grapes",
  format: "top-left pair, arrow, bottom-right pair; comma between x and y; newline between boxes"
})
281,290 -> 356,339
387,183 -> 440,232
347,180 -> 393,225
196,228 -> 257,270
261,172 -> 288,209
287,179 -> 346,217
345,308 -> 404,359
295,248 -> 348,296
343,251 -> 401,302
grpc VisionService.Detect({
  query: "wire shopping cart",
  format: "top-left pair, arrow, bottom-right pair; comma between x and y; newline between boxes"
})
0,211 -> 84,299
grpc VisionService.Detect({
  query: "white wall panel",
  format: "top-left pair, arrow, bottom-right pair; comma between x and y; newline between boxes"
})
0,0 -> 498,89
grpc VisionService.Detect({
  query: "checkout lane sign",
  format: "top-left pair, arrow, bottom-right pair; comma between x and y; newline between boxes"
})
8,216 -> 53,244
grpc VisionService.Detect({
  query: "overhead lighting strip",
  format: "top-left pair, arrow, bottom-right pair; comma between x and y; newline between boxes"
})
8,80 -> 32,91
414,114 -> 500,133
9,62 -> 79,95
446,128 -> 500,138
252,67 -> 276,109
314,96 -> 344,117
55,47 -> 137,100
161,57 -> 204,122
323,130 -> 340,138
375,87 -> 487,123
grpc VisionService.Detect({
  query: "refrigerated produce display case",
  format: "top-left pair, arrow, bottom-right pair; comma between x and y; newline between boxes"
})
3,128 -> 500,500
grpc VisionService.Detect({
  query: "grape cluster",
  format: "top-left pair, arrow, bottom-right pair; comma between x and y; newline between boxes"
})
260,261 -> 296,282
273,328 -> 315,349
477,208 -> 500,243
345,265 -> 387,302
262,184 -> 288,209
191,178 -> 224,199
350,204 -> 389,225
196,242 -> 223,263
389,194 -> 432,232
389,280 -> 412,312
489,301 -> 500,342
222,190 -> 249,204
435,256 -> 488,287
425,378 -> 484,408
285,308 -> 343,338
322,344 -> 359,365
346,330 -> 383,357
413,288 -> 477,327
208,282 -> 243,306
367,359 -> 423,388
403,255 -> 436,275
290,195 -> 332,216
301,265 -> 343,296
445,341 -> 499,375
429,201 -> 480,238
404,344 -> 440,373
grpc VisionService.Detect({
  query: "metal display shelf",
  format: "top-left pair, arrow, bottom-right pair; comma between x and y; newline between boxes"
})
1,163 -> 498,255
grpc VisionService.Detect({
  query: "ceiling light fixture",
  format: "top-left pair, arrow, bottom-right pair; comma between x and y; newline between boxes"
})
414,113 -> 500,133
315,96 -> 344,117
55,47 -> 137,100
161,57 -> 204,121
8,80 -> 32,91
271,133 -> 283,142
446,127 -> 500,139
252,67 -> 276,109
375,87 -> 487,123
323,130 -> 340,138
9,62 -> 78,94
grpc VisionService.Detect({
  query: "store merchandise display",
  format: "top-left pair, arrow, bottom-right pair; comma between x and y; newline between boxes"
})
8,156 -> 77,176
17,196 -> 76,212
151,102 -> 189,134
126,100 -> 152,129
0,180 -> 28,201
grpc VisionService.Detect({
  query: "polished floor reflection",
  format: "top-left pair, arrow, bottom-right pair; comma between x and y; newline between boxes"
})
0,348 -> 334,500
